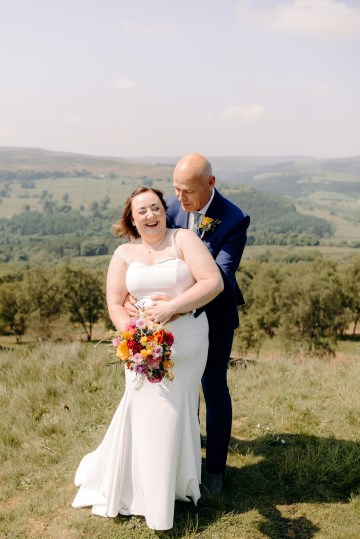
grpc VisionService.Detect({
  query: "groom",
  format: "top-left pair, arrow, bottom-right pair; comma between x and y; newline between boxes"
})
166,153 -> 250,499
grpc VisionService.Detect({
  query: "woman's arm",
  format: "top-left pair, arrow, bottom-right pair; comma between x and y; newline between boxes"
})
145,229 -> 223,323
106,253 -> 131,330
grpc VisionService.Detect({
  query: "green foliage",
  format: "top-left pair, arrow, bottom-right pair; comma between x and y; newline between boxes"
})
228,188 -> 333,246
341,256 -> 360,335
1,209 -> 87,235
236,257 -> 359,355
0,281 -> 30,342
61,266 -> 106,341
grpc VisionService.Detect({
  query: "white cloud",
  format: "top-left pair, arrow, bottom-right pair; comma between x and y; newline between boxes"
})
122,20 -> 173,37
66,116 -> 83,126
222,105 -> 266,120
0,126 -> 18,139
237,0 -> 360,38
307,83 -> 334,97
113,77 -> 138,90
45,113 -> 57,122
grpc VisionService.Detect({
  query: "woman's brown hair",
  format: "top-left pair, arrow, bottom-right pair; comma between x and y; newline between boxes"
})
112,186 -> 168,239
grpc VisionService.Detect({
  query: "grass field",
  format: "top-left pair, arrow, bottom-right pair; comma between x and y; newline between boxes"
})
0,176 -> 174,218
295,206 -> 360,243
1,341 -> 359,538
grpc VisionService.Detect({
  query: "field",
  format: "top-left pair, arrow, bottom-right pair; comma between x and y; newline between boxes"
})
1,341 -> 360,538
0,176 -> 174,219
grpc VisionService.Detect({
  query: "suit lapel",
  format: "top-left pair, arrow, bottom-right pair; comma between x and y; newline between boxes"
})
205,188 -> 222,220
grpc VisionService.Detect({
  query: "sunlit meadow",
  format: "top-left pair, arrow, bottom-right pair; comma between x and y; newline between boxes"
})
1,341 -> 359,538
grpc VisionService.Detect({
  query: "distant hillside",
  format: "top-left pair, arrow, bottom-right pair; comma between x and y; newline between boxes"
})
1,148 -> 358,195
0,147 -> 358,261
214,156 -> 360,197
0,147 -> 173,179
228,188 -> 333,246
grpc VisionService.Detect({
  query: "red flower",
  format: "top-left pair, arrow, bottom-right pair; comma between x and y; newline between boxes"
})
127,340 -> 142,353
147,372 -> 164,383
163,332 -> 174,346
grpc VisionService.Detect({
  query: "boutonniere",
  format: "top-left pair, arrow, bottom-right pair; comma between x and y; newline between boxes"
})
198,216 -> 222,239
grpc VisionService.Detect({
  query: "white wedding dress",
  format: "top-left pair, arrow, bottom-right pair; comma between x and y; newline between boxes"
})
72,249 -> 209,530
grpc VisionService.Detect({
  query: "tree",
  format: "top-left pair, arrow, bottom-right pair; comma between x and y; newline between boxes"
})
341,256 -> 360,335
0,282 -> 30,343
62,267 -> 105,341
277,260 -> 347,354
23,268 -> 64,339
235,261 -> 282,353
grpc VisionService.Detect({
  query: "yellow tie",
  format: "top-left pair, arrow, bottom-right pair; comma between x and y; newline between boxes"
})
191,212 -> 202,233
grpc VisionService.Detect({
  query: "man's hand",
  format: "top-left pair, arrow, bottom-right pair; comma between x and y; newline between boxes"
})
124,293 -> 138,318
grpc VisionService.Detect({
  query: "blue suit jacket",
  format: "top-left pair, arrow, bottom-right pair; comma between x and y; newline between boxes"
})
166,189 -> 250,329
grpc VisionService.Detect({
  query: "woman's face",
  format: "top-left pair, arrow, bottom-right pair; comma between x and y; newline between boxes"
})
131,191 -> 166,238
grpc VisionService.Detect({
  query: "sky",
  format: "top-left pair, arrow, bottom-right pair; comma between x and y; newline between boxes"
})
0,0 -> 360,159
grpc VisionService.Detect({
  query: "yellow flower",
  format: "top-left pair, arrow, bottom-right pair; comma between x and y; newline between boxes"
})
121,330 -> 134,340
140,349 -> 148,358
140,336 -> 148,345
146,348 -> 153,355
116,341 -> 130,360
199,216 -> 213,228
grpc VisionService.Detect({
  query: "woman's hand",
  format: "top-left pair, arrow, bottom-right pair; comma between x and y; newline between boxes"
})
144,294 -> 176,324
124,293 -> 139,318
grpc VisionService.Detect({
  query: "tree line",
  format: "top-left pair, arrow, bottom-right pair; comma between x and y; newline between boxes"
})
0,256 -> 359,355
234,256 -> 360,355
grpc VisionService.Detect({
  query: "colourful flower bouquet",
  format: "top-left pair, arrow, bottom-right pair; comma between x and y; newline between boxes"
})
109,315 -> 175,385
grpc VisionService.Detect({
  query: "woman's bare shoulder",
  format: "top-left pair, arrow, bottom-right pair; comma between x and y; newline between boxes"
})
113,241 -> 139,263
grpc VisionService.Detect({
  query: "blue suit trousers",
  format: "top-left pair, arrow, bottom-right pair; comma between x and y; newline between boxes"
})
201,320 -> 234,474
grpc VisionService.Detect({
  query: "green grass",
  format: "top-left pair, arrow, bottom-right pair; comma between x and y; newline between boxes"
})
0,176 -> 174,218
296,205 -> 360,242
1,341 -> 360,538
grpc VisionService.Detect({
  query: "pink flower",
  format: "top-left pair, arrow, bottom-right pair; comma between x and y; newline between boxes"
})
132,353 -> 143,364
136,317 -> 147,330
112,337 -> 121,347
146,356 -> 161,369
134,363 -> 148,375
125,318 -> 137,329
152,345 -> 163,358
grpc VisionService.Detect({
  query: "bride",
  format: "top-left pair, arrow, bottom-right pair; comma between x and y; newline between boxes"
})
72,186 -> 223,530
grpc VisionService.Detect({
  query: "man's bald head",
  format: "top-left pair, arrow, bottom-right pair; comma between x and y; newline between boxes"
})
173,153 -> 215,212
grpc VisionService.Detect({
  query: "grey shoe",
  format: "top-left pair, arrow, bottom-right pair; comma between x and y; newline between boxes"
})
198,472 -> 226,504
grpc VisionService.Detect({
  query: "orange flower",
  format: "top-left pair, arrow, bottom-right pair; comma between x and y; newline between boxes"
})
153,330 -> 164,343
116,341 -> 130,360
163,360 -> 174,369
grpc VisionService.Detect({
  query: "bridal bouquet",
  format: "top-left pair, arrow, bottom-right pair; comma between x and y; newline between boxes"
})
109,315 -> 175,384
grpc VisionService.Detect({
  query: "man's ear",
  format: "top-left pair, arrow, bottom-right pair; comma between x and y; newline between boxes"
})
209,175 -> 216,188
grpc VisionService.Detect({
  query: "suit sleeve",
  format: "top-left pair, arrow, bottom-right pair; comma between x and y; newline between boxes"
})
214,215 -> 249,288
195,214 -> 250,316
